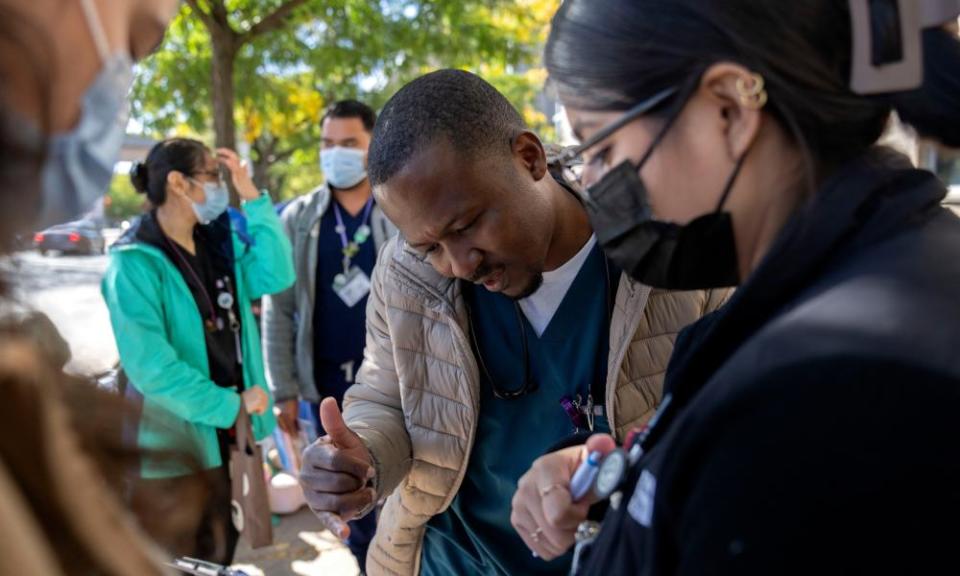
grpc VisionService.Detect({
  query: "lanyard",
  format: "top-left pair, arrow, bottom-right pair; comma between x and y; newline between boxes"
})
164,234 -> 218,331
332,198 -> 374,274
164,235 -> 243,367
217,276 -> 243,367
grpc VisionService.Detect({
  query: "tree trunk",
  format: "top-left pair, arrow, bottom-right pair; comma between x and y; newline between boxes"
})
188,0 -> 307,206
210,28 -> 240,204
251,136 -> 276,200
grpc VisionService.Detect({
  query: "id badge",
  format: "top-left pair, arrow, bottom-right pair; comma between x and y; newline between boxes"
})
333,266 -> 371,308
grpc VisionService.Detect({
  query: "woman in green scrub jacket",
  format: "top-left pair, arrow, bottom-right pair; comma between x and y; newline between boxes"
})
102,138 -> 294,563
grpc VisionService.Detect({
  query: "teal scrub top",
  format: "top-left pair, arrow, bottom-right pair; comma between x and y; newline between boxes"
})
421,243 -> 612,576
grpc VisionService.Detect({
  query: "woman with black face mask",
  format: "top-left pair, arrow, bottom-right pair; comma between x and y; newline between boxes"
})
510,1 -> 960,574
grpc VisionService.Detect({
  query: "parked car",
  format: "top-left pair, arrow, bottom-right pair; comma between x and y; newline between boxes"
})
34,220 -> 106,256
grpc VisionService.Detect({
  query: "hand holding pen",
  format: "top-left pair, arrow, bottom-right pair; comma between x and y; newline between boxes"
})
510,434 -> 617,561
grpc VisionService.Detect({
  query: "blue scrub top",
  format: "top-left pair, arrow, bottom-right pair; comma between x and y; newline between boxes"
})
312,199 -> 377,402
421,242 -> 612,576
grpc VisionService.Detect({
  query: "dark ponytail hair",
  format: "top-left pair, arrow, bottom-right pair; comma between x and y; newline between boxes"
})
545,1 -> 960,178
130,138 -> 208,206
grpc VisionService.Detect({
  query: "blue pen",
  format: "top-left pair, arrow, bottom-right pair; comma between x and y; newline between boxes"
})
570,451 -> 602,502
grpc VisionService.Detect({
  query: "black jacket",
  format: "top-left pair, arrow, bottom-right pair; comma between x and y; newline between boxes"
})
117,211 -> 243,390
579,148 -> 960,575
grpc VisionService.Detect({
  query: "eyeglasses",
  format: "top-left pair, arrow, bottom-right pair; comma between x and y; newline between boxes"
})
193,168 -> 220,178
557,86 -> 680,175
188,170 -> 228,192
192,168 -> 225,183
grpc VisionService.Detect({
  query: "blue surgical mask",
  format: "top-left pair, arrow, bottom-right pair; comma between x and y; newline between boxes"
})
190,180 -> 230,225
38,0 -> 133,228
320,147 -> 367,189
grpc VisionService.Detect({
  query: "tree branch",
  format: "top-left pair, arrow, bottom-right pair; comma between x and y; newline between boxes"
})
273,146 -> 297,163
209,0 -> 230,28
252,134 -> 279,158
183,0 -> 215,29
241,0 -> 310,43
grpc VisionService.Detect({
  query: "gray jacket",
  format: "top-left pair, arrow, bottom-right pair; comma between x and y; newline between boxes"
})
262,184 -> 396,403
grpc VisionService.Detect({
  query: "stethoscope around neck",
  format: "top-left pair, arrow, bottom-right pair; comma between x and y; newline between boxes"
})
465,249 -> 614,401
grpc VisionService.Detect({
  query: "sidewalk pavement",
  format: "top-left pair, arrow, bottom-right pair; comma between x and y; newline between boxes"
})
233,508 -> 360,576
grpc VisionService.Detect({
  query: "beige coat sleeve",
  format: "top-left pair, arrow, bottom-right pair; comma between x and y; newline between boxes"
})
342,245 -> 412,498
703,287 -> 735,315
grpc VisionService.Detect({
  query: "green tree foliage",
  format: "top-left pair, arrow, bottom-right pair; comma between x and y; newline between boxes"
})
131,0 -> 559,200
105,175 -> 147,222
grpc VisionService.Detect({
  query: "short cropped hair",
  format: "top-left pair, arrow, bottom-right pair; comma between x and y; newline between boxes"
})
322,99 -> 377,132
368,69 -> 527,186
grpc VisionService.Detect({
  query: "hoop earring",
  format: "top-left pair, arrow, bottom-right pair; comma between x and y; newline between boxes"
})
736,72 -> 768,110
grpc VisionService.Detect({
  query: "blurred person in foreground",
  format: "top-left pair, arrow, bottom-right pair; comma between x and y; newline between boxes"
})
0,0 -> 201,574
103,138 -> 294,563
511,1 -> 960,574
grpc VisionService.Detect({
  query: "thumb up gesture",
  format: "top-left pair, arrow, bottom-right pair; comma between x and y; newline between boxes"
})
299,397 -> 376,540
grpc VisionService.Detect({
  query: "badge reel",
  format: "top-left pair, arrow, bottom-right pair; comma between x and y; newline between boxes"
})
333,204 -> 374,308
217,291 -> 234,311
215,279 -> 240,332
333,261 -> 372,308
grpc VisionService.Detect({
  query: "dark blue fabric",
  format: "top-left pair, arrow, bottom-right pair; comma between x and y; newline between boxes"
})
312,199 -> 377,401
346,510 -> 377,573
422,241 -> 610,576
227,207 -> 255,249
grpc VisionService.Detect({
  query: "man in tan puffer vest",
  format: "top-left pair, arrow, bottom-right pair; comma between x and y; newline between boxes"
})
299,70 -> 729,576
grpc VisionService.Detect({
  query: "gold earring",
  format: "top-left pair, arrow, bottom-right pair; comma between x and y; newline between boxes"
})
736,72 -> 768,110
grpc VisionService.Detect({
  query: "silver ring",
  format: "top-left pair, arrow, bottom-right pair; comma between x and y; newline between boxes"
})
539,483 -> 566,498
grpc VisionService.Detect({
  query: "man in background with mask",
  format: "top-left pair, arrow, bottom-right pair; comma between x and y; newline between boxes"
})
262,99 -> 395,573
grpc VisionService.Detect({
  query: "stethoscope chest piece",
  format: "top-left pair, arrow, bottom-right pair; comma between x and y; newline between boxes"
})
593,448 -> 628,501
